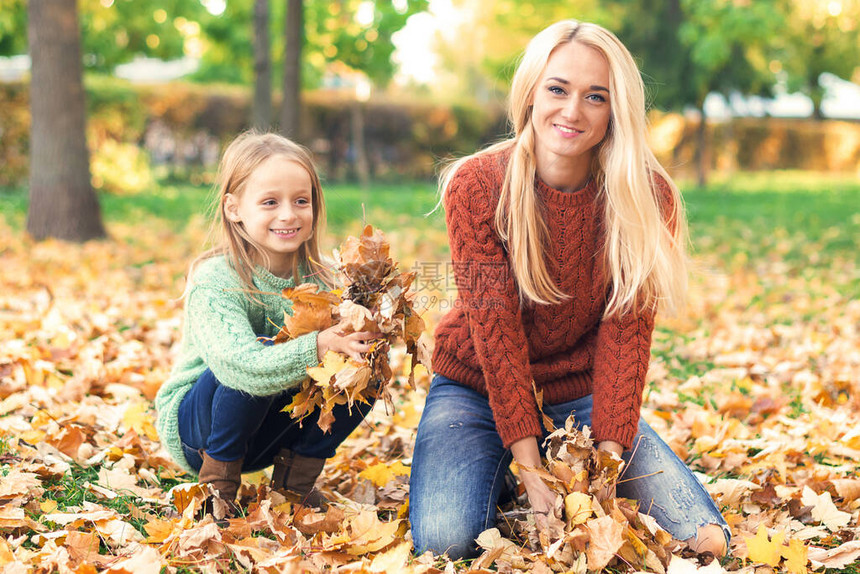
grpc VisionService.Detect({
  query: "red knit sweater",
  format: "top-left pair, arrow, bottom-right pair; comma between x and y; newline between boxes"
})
433,149 -> 664,450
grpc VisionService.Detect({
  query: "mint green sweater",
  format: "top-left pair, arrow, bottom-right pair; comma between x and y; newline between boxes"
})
155,255 -> 323,475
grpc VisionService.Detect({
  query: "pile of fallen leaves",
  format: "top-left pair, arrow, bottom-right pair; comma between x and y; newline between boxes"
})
474,420 -> 678,574
0,196 -> 859,574
274,224 -> 430,431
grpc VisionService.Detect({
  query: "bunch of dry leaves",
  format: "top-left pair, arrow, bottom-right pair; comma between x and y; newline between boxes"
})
273,224 -> 430,432
473,419 -> 679,574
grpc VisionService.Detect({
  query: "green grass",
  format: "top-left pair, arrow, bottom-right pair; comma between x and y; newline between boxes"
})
38,462 -> 154,538
0,180 -> 443,237
2,171 -> 857,267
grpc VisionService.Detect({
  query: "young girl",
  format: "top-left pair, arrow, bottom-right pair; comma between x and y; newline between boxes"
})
410,21 -> 730,558
155,131 -> 378,515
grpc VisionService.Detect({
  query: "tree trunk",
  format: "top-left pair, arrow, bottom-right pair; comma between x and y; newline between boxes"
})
27,0 -> 105,242
810,83 -> 825,120
350,102 -> 369,188
253,0 -> 272,130
280,0 -> 302,139
695,103 -> 708,187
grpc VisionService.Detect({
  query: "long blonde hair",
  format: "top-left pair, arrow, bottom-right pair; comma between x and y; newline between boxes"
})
191,131 -> 334,296
440,20 -> 688,317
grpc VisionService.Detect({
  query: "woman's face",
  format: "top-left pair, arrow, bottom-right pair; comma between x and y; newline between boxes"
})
530,41 -> 611,181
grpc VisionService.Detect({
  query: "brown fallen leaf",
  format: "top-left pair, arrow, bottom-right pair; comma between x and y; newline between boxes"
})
585,514 -> 625,570
807,540 -> 860,569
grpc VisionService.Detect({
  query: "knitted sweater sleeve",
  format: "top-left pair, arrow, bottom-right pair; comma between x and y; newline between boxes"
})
590,310 -> 655,449
184,283 -> 319,396
444,159 -> 542,448
590,173 -> 674,449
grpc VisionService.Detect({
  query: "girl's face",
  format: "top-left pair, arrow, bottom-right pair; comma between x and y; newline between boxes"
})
530,41 -> 611,181
224,154 -> 315,277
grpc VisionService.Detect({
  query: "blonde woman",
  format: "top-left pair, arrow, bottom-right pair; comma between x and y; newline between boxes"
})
155,132 -> 379,516
410,21 -> 729,559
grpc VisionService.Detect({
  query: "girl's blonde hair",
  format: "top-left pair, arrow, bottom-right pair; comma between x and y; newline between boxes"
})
191,131 -> 334,295
440,19 -> 688,317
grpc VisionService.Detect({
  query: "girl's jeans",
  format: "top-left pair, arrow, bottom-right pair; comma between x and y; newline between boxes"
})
177,368 -> 372,473
410,374 -> 730,559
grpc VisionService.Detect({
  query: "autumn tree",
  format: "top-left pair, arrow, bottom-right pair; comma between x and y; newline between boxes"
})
27,0 -> 105,242
2,0 -> 209,70
194,0 -> 429,86
432,0 -> 613,101
780,0 -> 860,119
674,0 -> 781,185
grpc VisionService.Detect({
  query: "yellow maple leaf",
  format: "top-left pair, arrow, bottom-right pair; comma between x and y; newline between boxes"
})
143,517 -> 177,544
282,384 -> 318,420
745,523 -> 785,567
783,537 -> 808,574
306,351 -> 349,386
358,461 -> 410,487
123,402 -> 159,441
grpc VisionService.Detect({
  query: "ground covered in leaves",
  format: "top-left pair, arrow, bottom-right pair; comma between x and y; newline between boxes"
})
1,177 -> 859,573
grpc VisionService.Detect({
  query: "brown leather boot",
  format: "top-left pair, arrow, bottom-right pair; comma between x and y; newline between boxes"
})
198,450 -> 243,518
270,448 -> 328,509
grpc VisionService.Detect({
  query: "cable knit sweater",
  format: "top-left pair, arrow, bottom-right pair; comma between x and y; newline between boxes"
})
432,150 -> 665,450
155,255 -> 323,474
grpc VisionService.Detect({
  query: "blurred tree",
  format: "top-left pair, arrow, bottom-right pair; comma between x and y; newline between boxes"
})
304,0 -> 428,86
77,0 -> 209,71
612,0 -> 695,111
254,0 -> 273,130
675,0 -> 781,184
1,0 -> 208,70
195,0 -> 427,88
195,1 -> 256,84
27,0 -> 105,241
614,0 -> 782,184
780,0 -> 860,119
281,0 -> 302,137
434,0 -> 613,102
0,0 -> 27,55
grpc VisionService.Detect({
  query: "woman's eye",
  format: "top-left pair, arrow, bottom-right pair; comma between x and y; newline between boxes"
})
587,94 -> 607,103
549,86 -> 566,95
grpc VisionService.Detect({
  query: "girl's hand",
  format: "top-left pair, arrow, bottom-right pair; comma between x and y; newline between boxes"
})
317,324 -> 382,362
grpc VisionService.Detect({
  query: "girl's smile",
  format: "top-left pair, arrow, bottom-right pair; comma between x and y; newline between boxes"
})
224,154 -> 315,277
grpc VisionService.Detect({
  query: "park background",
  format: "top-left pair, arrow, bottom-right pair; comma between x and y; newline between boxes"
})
0,0 -> 859,573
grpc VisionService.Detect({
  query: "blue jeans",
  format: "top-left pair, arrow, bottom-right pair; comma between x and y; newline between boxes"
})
410,374 -> 730,559
178,368 -> 373,472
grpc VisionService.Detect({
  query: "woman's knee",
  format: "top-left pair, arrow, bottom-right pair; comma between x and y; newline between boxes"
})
411,515 -> 483,560
686,523 -> 729,557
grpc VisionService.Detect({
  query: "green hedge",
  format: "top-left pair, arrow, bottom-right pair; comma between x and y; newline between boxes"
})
1,76 -> 858,192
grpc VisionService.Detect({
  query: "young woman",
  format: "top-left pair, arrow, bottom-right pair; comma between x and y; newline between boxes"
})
155,132 -> 379,516
409,20 -> 729,559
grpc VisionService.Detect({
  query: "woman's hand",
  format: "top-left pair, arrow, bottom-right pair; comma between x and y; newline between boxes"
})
316,324 -> 382,362
510,436 -> 558,528
520,468 -> 558,524
595,440 -> 624,501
